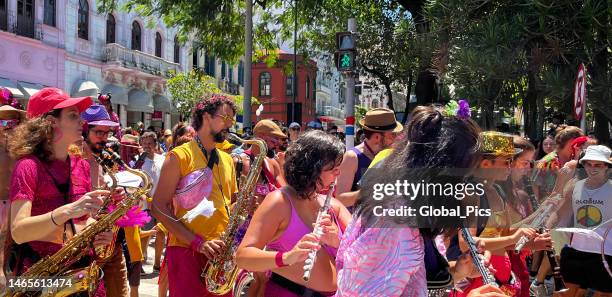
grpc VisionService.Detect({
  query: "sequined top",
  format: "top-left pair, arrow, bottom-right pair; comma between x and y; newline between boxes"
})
335,217 -> 427,297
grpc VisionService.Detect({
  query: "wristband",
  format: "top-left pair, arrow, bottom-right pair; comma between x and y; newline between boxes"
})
191,235 -> 204,252
275,251 -> 288,267
50,210 -> 60,226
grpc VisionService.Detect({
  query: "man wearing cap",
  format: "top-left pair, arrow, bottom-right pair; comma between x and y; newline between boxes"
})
288,122 -> 301,143
160,129 -> 173,152
556,145 -> 612,296
0,88 -> 25,290
236,119 -> 287,190
336,108 -> 402,208
81,104 -> 130,297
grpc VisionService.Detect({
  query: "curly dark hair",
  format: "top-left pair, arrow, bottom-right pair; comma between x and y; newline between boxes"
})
191,93 -> 237,131
284,130 -> 345,199
9,109 -> 62,162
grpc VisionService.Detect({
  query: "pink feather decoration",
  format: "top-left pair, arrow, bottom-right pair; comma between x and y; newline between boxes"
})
107,205 -> 151,227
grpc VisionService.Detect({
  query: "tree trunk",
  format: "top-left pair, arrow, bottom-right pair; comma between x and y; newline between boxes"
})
399,0 -> 440,106
384,82 -> 394,111
524,71 -> 539,141
402,70 -> 414,125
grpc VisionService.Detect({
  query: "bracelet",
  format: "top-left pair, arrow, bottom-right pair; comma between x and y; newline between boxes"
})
191,235 -> 204,252
275,251 -> 288,267
50,210 -> 60,226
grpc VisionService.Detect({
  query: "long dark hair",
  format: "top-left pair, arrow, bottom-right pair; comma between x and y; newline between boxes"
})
356,105 -> 482,238
284,130 -> 344,199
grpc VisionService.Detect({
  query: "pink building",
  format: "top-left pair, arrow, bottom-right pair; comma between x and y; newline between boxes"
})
0,0 -> 185,131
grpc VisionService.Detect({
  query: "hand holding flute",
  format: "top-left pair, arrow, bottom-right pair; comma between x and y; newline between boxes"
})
303,183 -> 336,281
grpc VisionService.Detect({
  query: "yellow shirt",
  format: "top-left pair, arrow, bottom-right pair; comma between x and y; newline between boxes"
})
168,140 -> 238,248
368,148 -> 394,169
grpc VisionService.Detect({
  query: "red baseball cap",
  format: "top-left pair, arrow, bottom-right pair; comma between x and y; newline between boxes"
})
27,87 -> 93,119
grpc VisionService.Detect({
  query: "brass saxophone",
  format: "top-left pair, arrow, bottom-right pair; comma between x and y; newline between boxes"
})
201,133 -> 267,295
3,149 -> 152,297
92,150 -> 120,262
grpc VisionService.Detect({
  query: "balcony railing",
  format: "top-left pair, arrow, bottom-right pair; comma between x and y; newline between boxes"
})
102,43 -> 181,78
218,79 -> 240,95
317,105 -> 345,119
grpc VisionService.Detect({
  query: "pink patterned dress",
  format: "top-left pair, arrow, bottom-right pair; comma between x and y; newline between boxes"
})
335,217 -> 427,297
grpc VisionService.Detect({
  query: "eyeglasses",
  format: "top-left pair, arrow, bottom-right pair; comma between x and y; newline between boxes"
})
91,129 -> 112,138
0,119 -> 19,129
215,113 -> 236,125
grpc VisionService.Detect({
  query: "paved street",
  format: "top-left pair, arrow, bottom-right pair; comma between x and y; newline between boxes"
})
139,238 -> 162,297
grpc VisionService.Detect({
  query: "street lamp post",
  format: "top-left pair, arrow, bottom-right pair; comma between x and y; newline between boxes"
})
243,0 -> 253,131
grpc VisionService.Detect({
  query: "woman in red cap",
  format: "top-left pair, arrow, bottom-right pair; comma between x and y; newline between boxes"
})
6,88 -> 113,295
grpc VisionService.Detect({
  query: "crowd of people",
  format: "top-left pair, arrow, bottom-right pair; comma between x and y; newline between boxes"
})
0,86 -> 610,297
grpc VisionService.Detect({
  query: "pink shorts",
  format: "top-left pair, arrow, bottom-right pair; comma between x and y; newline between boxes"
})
166,246 -> 232,297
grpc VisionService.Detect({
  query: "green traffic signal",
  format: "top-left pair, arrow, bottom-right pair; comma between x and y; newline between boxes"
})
341,53 -> 351,67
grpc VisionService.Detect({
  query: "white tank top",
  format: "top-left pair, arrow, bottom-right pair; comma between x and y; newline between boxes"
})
570,179 -> 612,255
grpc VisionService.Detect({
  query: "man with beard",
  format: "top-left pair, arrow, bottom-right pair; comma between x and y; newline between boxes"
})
81,104 -> 130,297
235,119 -> 286,190
335,107 -> 402,209
152,94 -> 238,297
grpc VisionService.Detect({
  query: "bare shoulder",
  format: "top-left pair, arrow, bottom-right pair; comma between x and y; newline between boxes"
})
259,189 -> 292,215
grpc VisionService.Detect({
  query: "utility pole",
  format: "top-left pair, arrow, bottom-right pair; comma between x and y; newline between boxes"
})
243,0 -> 253,132
292,0 -> 298,124
335,18 -> 357,149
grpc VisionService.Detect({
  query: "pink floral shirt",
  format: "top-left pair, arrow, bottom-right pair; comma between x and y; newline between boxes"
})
335,217 -> 427,297
9,155 -> 92,258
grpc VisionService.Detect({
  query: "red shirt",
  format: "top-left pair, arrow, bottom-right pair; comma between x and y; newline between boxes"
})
9,155 -> 92,258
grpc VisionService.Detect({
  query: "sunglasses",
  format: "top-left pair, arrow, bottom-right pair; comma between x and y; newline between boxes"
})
0,119 -> 19,128
215,113 -> 236,125
91,129 -> 112,138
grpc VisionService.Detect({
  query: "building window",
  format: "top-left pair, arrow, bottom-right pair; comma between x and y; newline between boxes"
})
204,55 -> 215,77
43,0 -> 55,27
259,72 -> 271,97
16,0 -> 34,38
238,61 -> 244,86
155,32 -> 162,57
306,76 -> 311,99
192,47 -> 199,69
286,75 -> 294,96
221,61 -> 226,79
77,0 -> 88,40
106,14 -> 115,43
173,36 -> 180,63
228,65 -> 234,83
131,21 -> 141,51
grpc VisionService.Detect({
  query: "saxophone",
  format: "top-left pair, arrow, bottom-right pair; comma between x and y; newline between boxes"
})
201,133 -> 267,295
92,150 -> 120,262
3,149 -> 152,297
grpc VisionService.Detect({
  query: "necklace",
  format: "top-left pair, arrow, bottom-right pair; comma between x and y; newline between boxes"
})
363,140 -> 376,157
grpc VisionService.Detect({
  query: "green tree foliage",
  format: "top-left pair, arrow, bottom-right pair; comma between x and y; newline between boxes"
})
167,69 -> 260,120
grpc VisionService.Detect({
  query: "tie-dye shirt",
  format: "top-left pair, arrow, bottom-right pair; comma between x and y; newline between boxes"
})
335,217 -> 427,297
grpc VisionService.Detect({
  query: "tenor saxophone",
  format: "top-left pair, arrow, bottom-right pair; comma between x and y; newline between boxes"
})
3,149 -> 152,297
201,133 -> 267,295
92,151 -> 120,262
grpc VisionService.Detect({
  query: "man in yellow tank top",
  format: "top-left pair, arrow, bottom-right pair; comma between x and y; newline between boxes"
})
152,94 -> 238,297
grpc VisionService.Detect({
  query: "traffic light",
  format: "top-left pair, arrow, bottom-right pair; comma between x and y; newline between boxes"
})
335,31 -> 356,72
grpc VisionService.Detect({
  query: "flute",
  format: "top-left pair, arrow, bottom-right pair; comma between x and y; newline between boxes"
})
461,228 -> 497,287
514,203 -> 554,253
303,182 -> 336,282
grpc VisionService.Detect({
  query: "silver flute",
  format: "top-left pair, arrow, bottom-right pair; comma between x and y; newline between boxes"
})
514,203 -> 554,253
303,182 -> 336,282
461,228 -> 497,287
